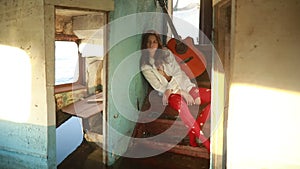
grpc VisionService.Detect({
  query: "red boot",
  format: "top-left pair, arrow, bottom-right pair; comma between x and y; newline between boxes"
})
190,124 -> 210,152
168,94 -> 210,152
197,103 -> 211,125
188,130 -> 197,147
196,104 -> 211,151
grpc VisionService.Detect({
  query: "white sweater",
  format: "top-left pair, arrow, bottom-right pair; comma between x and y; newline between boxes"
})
141,49 -> 195,94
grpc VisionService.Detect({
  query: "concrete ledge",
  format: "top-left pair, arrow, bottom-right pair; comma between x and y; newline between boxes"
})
45,0 -> 114,11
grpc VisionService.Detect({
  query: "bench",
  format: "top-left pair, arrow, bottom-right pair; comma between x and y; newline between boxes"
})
61,92 -> 103,131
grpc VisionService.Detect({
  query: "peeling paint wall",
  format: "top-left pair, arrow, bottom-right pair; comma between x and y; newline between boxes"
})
228,0 -> 300,168
0,0 -> 113,168
0,0 -> 56,168
56,15 -> 74,35
106,0 -> 161,165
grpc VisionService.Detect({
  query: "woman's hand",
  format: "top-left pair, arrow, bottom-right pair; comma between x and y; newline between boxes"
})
163,89 -> 173,105
180,90 -> 195,105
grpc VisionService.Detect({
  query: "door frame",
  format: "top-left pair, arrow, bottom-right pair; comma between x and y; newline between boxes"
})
211,0 -> 231,168
44,0 -> 114,165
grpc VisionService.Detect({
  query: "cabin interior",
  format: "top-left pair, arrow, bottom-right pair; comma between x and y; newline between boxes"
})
0,0 -> 300,169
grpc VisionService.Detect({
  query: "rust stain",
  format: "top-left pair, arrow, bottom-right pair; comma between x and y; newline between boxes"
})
247,27 -> 254,36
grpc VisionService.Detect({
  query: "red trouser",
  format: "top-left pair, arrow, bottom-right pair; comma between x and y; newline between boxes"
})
168,87 -> 211,152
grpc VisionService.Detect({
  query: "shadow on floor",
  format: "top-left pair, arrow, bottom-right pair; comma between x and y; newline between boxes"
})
58,140 -> 210,169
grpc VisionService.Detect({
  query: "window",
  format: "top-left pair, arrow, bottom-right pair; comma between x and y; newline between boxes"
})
55,41 -> 80,85
172,0 -> 200,44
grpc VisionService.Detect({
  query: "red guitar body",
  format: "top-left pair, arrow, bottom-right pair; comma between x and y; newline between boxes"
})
158,0 -> 207,79
167,37 -> 207,79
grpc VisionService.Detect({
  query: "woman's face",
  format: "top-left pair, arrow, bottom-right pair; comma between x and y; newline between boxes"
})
146,35 -> 159,55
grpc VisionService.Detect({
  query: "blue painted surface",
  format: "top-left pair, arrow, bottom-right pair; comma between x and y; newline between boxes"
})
56,116 -> 83,165
0,120 -> 56,169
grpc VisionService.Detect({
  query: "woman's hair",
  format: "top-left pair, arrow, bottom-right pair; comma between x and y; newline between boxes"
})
140,30 -> 169,67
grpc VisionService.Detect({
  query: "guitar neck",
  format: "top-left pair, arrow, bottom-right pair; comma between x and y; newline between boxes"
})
158,0 -> 181,40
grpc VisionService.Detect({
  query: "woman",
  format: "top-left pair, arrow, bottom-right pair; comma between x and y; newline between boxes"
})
140,30 -> 211,152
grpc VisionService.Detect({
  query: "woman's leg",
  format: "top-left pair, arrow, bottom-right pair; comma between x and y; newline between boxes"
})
197,103 -> 210,132
189,87 -> 211,105
189,87 -> 211,125
168,94 -> 210,152
188,130 -> 197,146
199,88 -> 211,104
189,87 -> 211,147
197,88 -> 211,130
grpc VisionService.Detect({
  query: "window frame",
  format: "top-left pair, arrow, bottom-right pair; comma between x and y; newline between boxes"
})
54,34 -> 86,94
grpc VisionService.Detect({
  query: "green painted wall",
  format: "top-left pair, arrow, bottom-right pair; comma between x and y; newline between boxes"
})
106,0 -> 161,165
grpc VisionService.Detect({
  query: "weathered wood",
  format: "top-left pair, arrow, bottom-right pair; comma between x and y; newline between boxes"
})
142,118 -> 189,138
45,0 -> 114,11
62,93 -> 103,119
210,1 -> 231,168
136,140 -> 209,159
135,117 -> 210,142
199,0 -> 213,43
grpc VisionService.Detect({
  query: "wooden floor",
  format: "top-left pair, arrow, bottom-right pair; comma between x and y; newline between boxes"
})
58,139 -> 210,169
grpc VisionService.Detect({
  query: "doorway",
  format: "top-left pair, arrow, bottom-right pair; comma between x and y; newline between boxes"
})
53,7 -> 107,166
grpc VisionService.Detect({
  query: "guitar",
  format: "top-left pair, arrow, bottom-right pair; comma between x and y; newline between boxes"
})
157,0 -> 206,79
